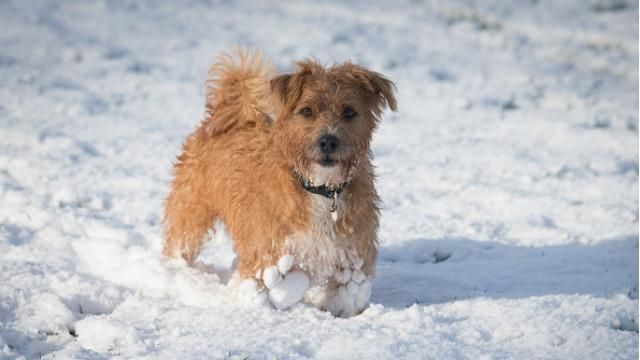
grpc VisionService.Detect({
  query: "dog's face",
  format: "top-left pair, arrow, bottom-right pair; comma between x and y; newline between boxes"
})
271,60 -> 397,187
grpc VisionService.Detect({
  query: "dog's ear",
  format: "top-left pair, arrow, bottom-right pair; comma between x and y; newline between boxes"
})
270,60 -> 322,108
270,74 -> 298,107
349,65 -> 397,116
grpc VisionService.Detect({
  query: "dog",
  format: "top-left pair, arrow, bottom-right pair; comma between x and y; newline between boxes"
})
163,50 -> 396,317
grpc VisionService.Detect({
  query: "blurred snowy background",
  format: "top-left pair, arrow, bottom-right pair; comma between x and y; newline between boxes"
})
0,0 -> 637,358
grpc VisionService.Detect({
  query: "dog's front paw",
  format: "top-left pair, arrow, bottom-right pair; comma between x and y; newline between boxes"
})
260,255 -> 309,310
340,273 -> 372,311
268,271 -> 309,309
328,260 -> 373,317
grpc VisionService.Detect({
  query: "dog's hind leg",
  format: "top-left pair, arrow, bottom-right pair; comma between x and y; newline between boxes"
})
162,171 -> 217,264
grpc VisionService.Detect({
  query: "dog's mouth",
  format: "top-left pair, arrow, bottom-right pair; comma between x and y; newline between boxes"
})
303,156 -> 359,189
318,156 -> 337,168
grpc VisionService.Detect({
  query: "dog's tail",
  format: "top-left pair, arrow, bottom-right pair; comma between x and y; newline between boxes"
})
202,49 -> 274,136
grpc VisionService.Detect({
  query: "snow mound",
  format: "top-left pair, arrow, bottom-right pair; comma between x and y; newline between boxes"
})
268,271 -> 310,310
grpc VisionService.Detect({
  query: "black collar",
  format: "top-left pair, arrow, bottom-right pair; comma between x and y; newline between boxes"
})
298,175 -> 347,199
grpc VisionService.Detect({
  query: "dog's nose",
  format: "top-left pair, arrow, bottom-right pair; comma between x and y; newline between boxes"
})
318,135 -> 339,155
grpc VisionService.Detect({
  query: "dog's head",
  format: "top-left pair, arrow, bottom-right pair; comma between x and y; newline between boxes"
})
271,60 -> 397,187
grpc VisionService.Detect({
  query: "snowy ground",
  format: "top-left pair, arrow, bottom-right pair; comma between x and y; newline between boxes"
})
0,0 -> 638,358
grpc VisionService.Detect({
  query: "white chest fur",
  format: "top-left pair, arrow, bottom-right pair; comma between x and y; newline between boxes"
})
283,193 -> 372,317
285,194 -> 353,281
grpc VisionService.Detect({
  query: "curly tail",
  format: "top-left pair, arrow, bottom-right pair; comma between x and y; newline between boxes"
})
202,49 -> 274,135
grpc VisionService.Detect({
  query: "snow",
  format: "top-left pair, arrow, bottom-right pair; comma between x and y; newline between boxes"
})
262,266 -> 284,290
268,271 -> 310,310
277,255 -> 295,275
309,265 -> 373,318
229,276 -> 267,308
0,0 -> 638,358
261,256 -> 310,310
352,269 -> 366,284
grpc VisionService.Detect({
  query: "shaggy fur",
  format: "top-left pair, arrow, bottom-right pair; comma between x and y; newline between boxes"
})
163,50 -> 396,315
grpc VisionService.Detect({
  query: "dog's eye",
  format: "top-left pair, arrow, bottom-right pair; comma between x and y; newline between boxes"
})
300,107 -> 313,118
342,107 -> 357,120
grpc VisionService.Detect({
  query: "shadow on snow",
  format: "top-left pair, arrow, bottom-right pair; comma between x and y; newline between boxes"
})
372,235 -> 639,308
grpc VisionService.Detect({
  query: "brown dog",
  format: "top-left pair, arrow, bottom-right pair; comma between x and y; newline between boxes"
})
163,50 -> 396,317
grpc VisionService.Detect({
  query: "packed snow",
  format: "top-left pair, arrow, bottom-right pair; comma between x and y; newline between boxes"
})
267,271 -> 309,311
0,0 -> 638,359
